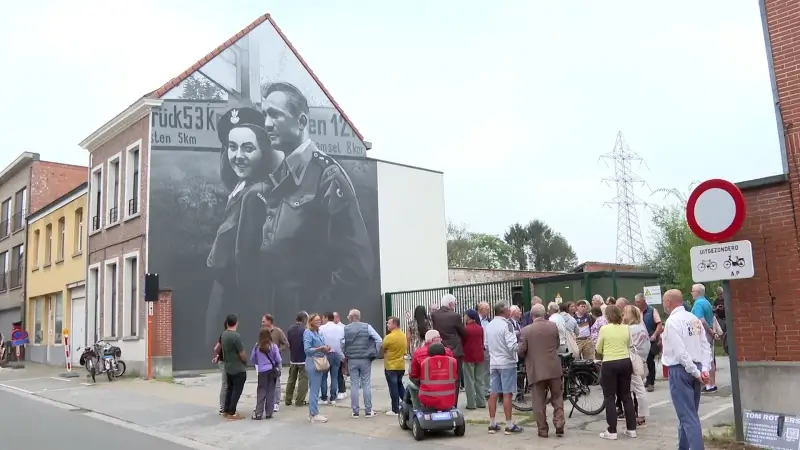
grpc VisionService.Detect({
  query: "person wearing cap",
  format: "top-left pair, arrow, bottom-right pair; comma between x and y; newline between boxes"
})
205,106 -> 283,348
256,81 -> 374,326
406,329 -> 453,408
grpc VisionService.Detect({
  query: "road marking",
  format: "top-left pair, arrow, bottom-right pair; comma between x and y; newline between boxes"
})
700,403 -> 734,421
42,386 -> 88,393
650,400 -> 671,408
80,382 -> 95,386
50,376 -> 73,382
0,376 -> 51,383
0,383 -> 33,394
85,412 -> 223,450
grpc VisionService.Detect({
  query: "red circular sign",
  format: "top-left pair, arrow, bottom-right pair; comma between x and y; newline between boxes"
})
686,179 -> 746,242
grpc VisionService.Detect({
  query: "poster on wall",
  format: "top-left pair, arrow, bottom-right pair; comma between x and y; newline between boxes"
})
148,18 -> 381,370
643,285 -> 662,305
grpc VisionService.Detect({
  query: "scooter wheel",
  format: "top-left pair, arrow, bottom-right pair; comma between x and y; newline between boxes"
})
411,417 -> 425,441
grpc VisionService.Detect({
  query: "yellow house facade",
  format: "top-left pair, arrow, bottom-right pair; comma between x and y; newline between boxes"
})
26,182 -> 87,366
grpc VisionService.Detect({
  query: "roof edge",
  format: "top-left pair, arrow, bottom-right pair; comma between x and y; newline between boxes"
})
27,182 -> 88,224
79,98 -> 163,152
0,152 -> 40,185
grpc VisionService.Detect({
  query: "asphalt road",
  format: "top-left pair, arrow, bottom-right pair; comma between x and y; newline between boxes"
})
0,389 -> 200,450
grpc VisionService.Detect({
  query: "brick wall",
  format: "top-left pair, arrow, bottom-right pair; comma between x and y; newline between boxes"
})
29,161 -> 87,214
448,267 -> 561,285
730,0 -> 800,363
152,290 -> 172,357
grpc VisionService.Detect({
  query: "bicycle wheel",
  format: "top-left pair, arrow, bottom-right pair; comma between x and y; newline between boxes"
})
511,371 -> 532,412
697,263 -> 706,271
568,373 -> 605,416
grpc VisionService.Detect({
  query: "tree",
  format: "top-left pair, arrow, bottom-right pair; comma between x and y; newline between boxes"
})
447,222 -> 516,269
179,73 -> 226,100
503,220 -> 579,271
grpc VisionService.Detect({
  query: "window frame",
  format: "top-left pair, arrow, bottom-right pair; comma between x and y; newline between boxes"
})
103,258 -> 120,339
90,164 -> 104,235
122,250 -> 140,337
124,140 -> 142,221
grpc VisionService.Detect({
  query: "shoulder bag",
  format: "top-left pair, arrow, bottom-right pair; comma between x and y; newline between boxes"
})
263,345 -> 281,376
629,326 -> 645,377
312,334 -> 330,372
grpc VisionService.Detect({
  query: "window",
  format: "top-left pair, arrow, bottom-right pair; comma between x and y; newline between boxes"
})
107,156 -> 121,225
44,224 -> 52,265
34,298 -> 44,344
53,293 -> 63,344
10,244 -> 23,288
74,208 -> 83,254
105,260 -> 118,338
123,253 -> 139,336
90,166 -> 103,232
0,251 -> 6,291
0,199 -> 9,238
88,265 -> 100,343
32,229 -> 40,269
57,217 -> 65,261
125,141 -> 141,218
12,188 -> 26,231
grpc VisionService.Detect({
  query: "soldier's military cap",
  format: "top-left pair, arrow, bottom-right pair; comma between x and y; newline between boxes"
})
217,107 -> 268,145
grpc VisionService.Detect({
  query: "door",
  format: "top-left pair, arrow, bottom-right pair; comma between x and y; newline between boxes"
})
70,288 -> 86,365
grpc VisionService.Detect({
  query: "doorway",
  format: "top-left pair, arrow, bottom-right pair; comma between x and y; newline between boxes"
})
70,286 -> 86,365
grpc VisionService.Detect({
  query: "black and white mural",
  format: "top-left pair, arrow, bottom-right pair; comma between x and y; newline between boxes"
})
148,18 -> 381,370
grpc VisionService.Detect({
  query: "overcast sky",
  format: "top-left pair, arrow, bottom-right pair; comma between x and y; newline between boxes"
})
0,0 -> 782,263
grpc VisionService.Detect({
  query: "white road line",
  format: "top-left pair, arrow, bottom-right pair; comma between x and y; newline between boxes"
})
50,376 -> 73,382
0,383 -> 33,394
700,403 -> 734,421
0,376 -> 51,383
42,386 -> 88,393
650,400 -> 671,408
84,412 -> 223,450
0,384 -> 76,410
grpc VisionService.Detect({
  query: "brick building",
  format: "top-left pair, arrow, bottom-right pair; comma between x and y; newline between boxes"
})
0,152 -> 85,334
730,0 -> 800,415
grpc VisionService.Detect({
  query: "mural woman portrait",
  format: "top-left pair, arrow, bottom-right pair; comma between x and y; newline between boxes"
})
205,107 -> 283,348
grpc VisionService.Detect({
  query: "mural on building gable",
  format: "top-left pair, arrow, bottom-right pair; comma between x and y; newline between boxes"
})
148,19 -> 381,370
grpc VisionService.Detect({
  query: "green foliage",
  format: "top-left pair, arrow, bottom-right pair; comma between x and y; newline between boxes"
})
447,222 -> 516,269
503,219 -> 579,271
179,73 -> 226,101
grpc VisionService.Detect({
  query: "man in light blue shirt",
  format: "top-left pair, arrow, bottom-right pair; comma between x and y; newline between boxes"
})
485,301 -> 523,435
690,283 -> 716,393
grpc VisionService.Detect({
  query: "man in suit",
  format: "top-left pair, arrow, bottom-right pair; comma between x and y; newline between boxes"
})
519,303 -> 565,438
431,294 -> 466,400
255,82 -> 374,328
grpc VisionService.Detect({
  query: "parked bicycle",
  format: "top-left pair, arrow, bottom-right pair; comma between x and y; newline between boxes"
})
697,259 -> 717,271
723,255 -> 746,269
512,354 -> 605,417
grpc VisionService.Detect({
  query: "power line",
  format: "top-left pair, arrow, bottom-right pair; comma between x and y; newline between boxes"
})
600,131 -> 650,264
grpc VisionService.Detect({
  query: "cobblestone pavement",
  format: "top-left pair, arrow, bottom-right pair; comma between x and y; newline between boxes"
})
0,358 -> 735,449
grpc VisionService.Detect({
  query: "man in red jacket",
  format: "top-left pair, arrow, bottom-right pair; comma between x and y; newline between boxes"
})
407,330 -> 454,408
418,343 -> 458,410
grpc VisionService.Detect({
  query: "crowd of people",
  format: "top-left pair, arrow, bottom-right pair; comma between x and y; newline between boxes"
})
208,282 -> 723,447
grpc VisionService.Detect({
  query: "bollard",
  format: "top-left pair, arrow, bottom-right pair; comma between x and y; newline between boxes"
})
60,330 -> 78,378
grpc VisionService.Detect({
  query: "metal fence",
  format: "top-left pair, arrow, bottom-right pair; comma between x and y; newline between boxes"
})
383,279 -> 532,332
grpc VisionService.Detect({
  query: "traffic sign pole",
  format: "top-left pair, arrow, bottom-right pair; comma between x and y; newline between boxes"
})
686,179 -> 746,442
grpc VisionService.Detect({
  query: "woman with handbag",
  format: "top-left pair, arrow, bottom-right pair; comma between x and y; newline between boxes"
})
250,327 -> 282,420
623,305 -> 651,428
595,305 -> 637,440
303,314 -> 331,423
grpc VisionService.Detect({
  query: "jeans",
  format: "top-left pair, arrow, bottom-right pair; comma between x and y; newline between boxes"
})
463,361 -> 487,408
223,371 -> 247,415
601,359 -> 635,433
385,369 -> 405,413
321,353 -> 342,401
254,371 -> 279,417
217,362 -> 227,410
285,364 -> 308,405
669,363 -> 703,450
306,364 -> 324,417
348,358 -> 373,414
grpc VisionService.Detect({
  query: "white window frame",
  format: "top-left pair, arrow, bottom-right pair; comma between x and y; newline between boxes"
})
1,198 -> 10,237
122,250 -> 140,338
105,153 -> 122,228
33,297 -> 44,345
74,208 -> 84,255
103,257 -> 120,339
89,165 -> 103,236
124,140 -> 142,221
87,263 -> 101,343
53,292 -> 64,345
57,217 -> 66,261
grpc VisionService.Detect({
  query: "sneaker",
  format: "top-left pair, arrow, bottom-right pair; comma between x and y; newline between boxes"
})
636,419 -> 647,428
645,384 -> 654,392
323,400 -> 331,405
364,411 -> 378,418
226,413 -> 244,421
218,408 -> 224,415
505,424 -> 523,435
336,393 -> 346,400
385,411 -> 398,416
273,404 -> 280,412
351,412 -> 359,418
599,431 -> 618,440
702,386 -> 718,393
624,430 -> 637,438
329,401 -> 336,406
488,424 -> 501,434
310,415 -> 328,423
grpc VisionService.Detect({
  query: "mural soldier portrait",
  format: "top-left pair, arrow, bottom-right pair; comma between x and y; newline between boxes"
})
252,81 -> 374,328
205,107 -> 284,344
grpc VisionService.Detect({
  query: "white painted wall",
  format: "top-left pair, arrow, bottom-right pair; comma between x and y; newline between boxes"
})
376,160 -> 448,293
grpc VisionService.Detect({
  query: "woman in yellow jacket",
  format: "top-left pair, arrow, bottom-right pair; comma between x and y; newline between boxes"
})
595,305 -> 637,440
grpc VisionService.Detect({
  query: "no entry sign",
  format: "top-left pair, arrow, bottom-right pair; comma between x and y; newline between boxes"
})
686,179 -> 746,242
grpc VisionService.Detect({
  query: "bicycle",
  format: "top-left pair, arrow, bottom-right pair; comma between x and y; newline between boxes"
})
697,259 -> 717,271
512,354 -> 605,417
